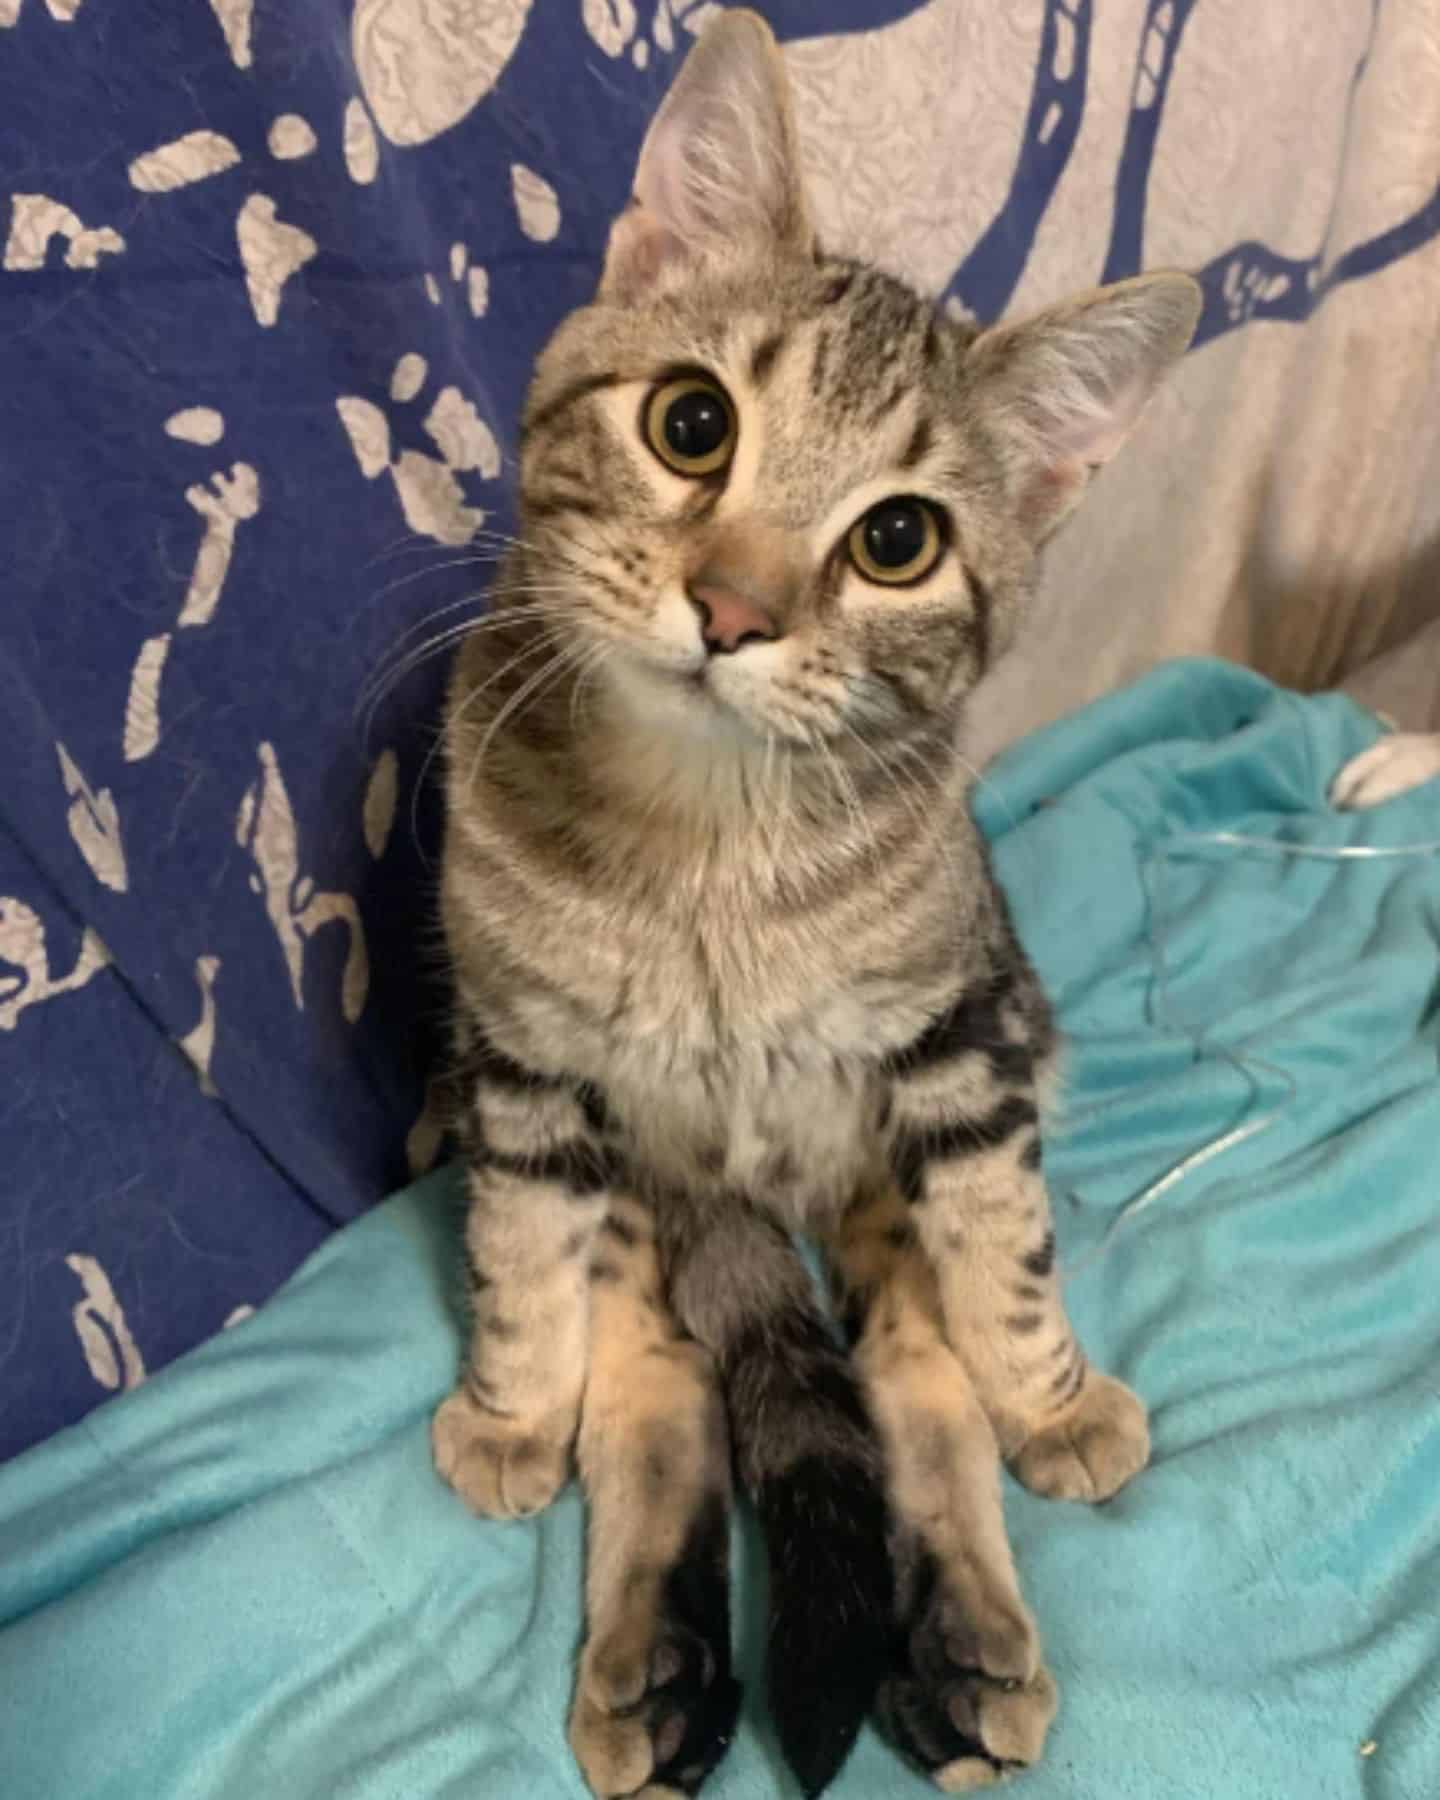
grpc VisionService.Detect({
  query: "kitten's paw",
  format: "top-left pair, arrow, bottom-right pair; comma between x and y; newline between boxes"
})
1010,1372 -> 1149,1503
431,1389 -> 573,1519
1331,733 -> 1440,809
878,1552 -> 1056,1790
570,1611 -> 741,1797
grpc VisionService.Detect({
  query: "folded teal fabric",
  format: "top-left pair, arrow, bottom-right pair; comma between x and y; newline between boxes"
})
3,658 -> 1438,1800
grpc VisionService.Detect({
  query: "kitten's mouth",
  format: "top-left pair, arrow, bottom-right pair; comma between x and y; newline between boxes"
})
673,660 -> 826,750
628,648 -> 807,746
684,660 -> 750,716
651,655 -> 766,734
656,654 -> 716,698
680,664 -> 738,723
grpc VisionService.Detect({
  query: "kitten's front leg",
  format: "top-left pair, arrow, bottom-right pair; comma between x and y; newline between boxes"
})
432,1044 -> 612,1520
889,995 -> 1148,1504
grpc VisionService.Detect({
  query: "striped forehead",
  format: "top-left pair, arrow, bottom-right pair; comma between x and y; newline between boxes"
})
522,259 -> 964,525
715,265 -> 951,508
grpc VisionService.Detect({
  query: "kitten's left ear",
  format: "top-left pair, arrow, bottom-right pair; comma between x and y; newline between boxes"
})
967,272 -> 1202,543
601,9 -> 812,300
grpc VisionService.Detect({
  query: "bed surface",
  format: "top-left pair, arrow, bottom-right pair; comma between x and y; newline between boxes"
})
3,661 -> 1437,1799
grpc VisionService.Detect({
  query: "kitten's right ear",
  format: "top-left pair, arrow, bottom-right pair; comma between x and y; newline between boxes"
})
601,9 -> 812,300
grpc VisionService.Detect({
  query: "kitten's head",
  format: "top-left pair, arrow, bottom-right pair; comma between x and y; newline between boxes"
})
516,10 -> 1198,755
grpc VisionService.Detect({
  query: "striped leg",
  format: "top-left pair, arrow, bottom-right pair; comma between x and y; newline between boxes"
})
889,980 -> 1149,1504
432,1047 -> 612,1520
658,1194 -> 893,1796
827,1180 -> 1056,1789
570,1195 -> 740,1798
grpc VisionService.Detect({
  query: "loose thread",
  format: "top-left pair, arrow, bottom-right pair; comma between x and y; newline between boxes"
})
1062,824 -> 1440,1277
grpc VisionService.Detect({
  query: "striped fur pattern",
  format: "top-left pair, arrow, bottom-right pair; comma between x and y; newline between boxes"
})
431,12 -> 1199,1796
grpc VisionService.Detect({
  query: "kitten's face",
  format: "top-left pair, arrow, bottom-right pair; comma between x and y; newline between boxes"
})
522,258 -> 1000,748
510,11 -> 1197,761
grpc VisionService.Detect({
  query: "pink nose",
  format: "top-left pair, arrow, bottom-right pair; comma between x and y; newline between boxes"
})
689,583 -> 780,655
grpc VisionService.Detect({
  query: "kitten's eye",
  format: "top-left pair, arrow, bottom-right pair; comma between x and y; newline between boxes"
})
644,377 -> 736,477
847,497 -> 945,586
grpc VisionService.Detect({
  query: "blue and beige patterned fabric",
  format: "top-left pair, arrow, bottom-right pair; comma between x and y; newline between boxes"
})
2,1 -> 1437,1459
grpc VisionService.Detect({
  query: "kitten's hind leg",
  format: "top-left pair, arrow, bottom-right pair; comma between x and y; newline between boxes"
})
660,1194 -> 893,1797
827,1181 -> 1057,1790
570,1194 -> 740,1799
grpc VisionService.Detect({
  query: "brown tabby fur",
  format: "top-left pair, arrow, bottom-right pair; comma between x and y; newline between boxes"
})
431,12 -> 1199,1796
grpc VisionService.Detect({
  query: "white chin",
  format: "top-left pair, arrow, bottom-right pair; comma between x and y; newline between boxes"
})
608,654 -> 770,746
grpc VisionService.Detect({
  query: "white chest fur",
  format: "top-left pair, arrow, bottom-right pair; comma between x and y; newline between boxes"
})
494,910 -> 897,1225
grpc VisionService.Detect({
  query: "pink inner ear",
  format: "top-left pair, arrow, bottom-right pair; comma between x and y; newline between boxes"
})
1018,370 -> 1155,537
635,108 -> 700,234
602,204 -> 687,299
1044,372 -> 1151,471
1017,461 -> 1086,537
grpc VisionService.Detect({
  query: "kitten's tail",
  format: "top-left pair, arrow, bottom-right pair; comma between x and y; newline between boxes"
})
661,1203 -> 893,1798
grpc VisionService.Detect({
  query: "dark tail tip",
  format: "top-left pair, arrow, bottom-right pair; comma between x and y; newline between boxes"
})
756,1454 -> 893,1797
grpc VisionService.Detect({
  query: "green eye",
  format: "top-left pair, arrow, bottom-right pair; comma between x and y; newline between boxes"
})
848,497 -> 945,585
644,377 -> 736,476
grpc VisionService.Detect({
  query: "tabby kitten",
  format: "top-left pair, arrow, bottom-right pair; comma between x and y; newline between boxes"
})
432,12 -> 1199,1797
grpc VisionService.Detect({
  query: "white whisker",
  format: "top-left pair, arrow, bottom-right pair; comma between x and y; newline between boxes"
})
463,639 -> 588,797
407,625 -> 579,864
357,601 -> 578,745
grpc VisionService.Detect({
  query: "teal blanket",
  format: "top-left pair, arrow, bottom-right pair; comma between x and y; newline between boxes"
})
3,660 -> 1438,1800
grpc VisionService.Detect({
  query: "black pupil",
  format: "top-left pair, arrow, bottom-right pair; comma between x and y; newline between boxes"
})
864,502 -> 928,569
664,389 -> 728,461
